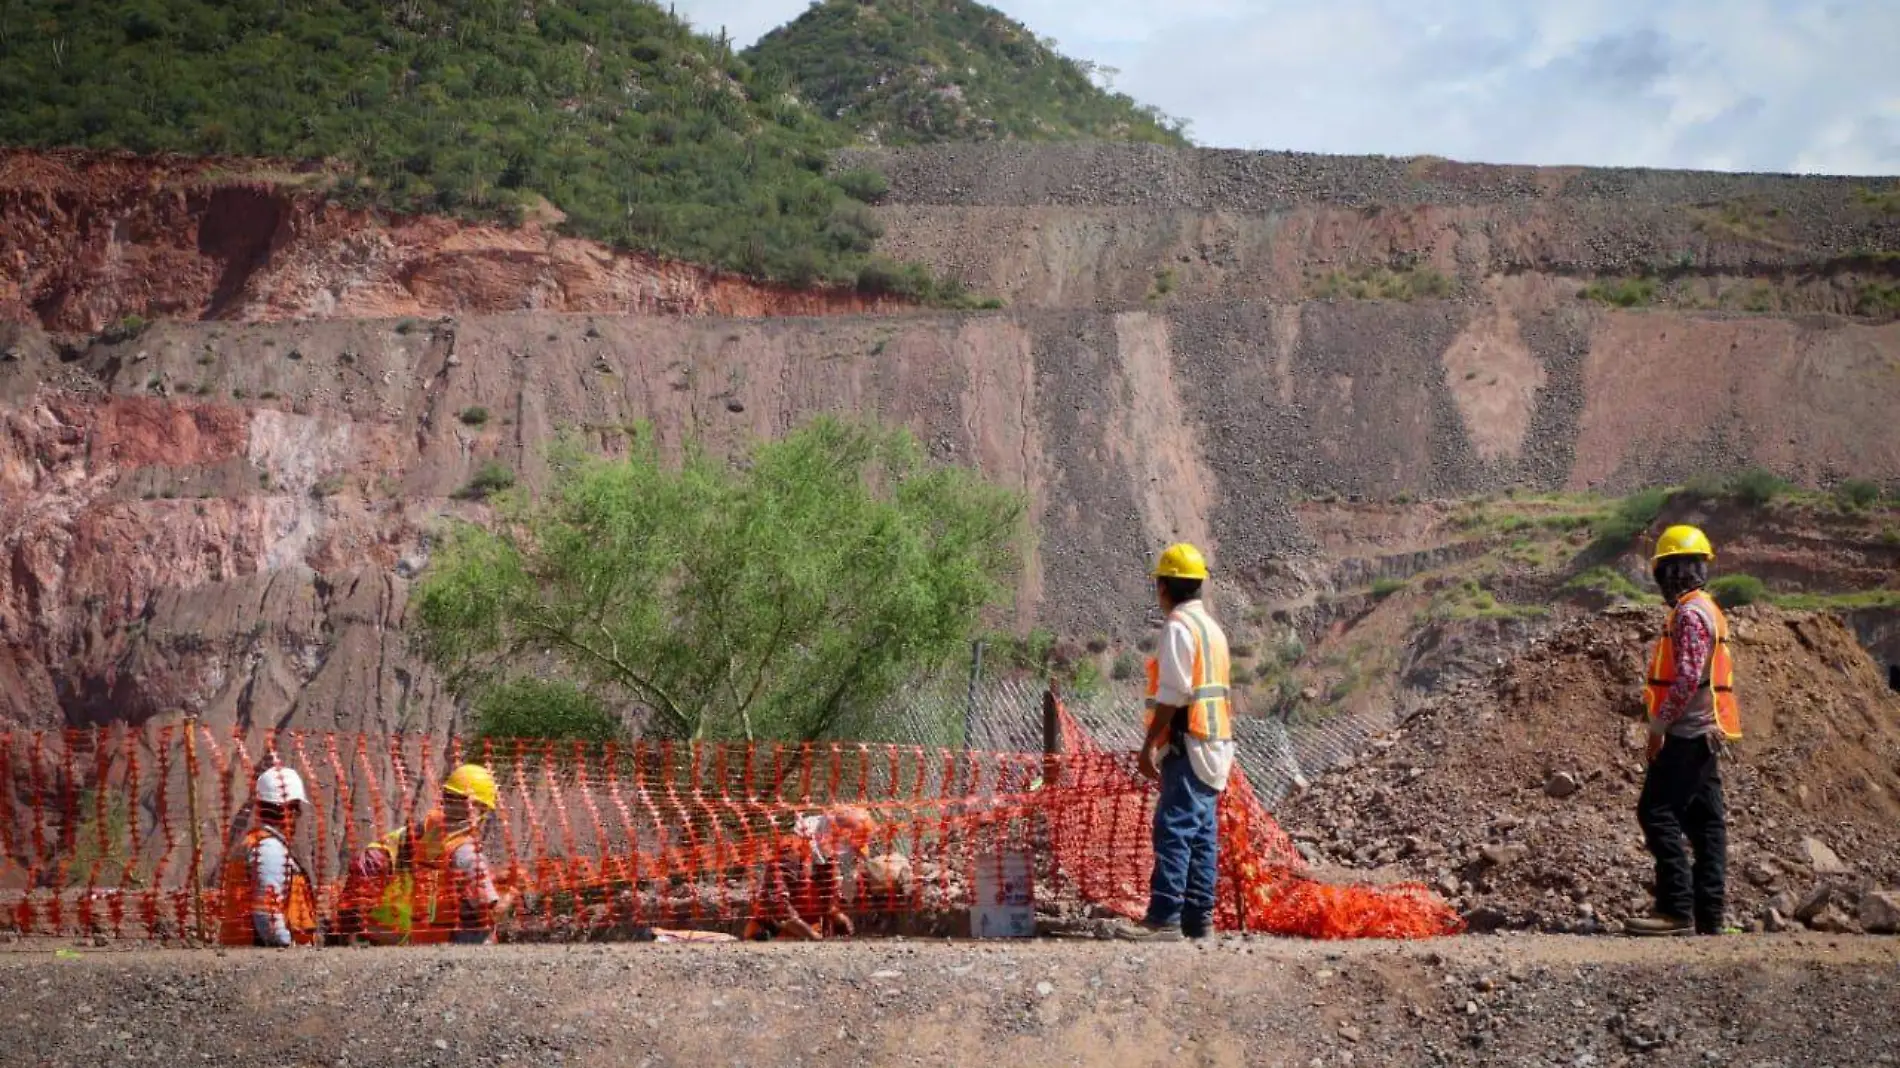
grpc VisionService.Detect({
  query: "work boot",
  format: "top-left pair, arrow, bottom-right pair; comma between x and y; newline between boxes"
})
1624,912 -> 1693,937
1113,919 -> 1183,942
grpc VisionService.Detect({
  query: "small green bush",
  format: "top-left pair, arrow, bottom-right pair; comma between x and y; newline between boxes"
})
473,678 -> 622,746
459,407 -> 491,427
1728,467 -> 1790,508
1707,574 -> 1766,609
835,169 -> 890,204
102,315 -> 148,344
1370,577 -> 1407,599
1834,478 -> 1882,511
1579,277 -> 1659,308
455,461 -> 517,502
1590,487 -> 1672,553
1110,651 -> 1140,682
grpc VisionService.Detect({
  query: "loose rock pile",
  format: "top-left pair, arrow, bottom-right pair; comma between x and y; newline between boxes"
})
1278,606 -> 1900,934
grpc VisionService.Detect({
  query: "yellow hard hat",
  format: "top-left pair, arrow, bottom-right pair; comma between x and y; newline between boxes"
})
1152,542 -> 1210,580
443,763 -> 499,810
1651,524 -> 1715,564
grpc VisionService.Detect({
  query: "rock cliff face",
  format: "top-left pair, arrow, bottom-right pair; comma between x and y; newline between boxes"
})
3,144 -> 1899,736
6,300 -> 1900,734
0,151 -> 902,333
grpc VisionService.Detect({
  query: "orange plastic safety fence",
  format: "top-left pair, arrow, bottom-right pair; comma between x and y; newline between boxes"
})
1051,702 -> 1463,939
0,716 -> 1459,945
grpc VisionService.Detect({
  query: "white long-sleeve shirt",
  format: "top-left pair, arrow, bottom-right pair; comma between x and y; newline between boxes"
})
1155,600 -> 1237,792
249,831 -> 298,947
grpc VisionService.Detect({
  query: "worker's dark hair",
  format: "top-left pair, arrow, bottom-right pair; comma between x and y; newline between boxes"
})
257,800 -> 294,825
1158,576 -> 1203,605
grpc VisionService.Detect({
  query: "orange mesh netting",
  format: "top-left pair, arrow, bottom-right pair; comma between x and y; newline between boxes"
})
1052,702 -> 1463,939
0,716 -> 1459,943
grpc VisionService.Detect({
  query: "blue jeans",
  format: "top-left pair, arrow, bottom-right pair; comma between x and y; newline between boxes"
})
1144,752 -> 1220,935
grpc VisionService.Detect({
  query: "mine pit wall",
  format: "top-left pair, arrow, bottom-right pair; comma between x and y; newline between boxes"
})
853,143 -> 1900,322
0,149 -> 905,334
6,299 -> 1900,735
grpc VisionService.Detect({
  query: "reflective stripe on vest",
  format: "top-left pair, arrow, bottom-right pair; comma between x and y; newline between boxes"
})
1142,656 -> 1160,734
1644,589 -> 1742,741
217,826 -> 318,946
363,812 -> 477,941
1172,603 -> 1232,741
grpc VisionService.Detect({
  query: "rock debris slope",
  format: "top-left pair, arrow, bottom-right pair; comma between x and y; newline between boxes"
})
1279,607 -> 1900,934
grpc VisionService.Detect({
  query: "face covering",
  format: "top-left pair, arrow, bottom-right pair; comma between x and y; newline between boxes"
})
1654,557 -> 1707,603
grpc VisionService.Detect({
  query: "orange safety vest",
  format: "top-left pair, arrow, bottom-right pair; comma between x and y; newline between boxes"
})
1645,589 -> 1742,741
350,810 -> 484,945
1141,602 -> 1233,742
217,827 -> 319,947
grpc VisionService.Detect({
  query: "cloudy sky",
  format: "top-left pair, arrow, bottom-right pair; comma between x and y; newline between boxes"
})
672,0 -> 1900,176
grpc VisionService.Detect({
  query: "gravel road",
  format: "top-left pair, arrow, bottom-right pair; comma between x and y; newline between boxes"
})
3,934 -> 1897,1068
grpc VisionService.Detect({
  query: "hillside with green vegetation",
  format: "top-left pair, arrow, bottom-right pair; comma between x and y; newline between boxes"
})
744,0 -> 1190,146
0,0 -> 948,293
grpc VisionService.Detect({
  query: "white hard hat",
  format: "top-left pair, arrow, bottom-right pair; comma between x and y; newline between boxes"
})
256,766 -> 307,806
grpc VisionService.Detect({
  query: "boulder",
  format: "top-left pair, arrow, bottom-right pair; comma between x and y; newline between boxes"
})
1744,862 -> 1782,888
1808,905 -> 1859,934
1800,837 -> 1850,876
1479,843 -> 1530,868
1762,907 -> 1791,933
1461,906 -> 1509,933
1859,890 -> 1900,935
1794,885 -> 1836,923
1543,771 -> 1581,799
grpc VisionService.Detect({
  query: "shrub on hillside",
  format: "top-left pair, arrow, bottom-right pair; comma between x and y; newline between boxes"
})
1579,277 -> 1659,308
835,168 -> 891,204
1834,478 -> 1883,511
473,678 -> 622,746
1727,468 -> 1790,508
454,461 -> 517,502
1707,574 -> 1767,609
1590,487 -> 1672,554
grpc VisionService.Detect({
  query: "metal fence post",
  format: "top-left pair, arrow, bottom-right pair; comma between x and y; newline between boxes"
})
183,717 -> 205,942
964,639 -> 984,747
1040,683 -> 1060,788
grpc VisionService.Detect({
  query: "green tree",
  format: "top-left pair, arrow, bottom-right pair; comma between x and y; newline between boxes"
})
414,416 -> 1028,742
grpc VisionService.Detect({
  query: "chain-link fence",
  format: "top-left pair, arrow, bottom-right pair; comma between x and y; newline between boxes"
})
874,663 -> 1402,809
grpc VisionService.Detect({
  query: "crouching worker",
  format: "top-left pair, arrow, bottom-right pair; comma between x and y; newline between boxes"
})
334,763 -> 506,945
218,765 -> 320,947
745,805 -> 886,941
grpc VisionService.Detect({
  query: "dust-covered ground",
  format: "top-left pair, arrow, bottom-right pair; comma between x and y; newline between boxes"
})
1279,608 -> 1900,935
2,934 -> 1897,1068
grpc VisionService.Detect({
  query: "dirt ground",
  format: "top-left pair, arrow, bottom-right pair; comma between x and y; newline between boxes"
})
1,934 -> 1896,1068
1279,608 -> 1900,934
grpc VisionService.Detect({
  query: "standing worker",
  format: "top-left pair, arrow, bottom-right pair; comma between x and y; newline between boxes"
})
1119,542 -> 1236,942
1627,524 -> 1742,937
217,764 -> 320,947
334,763 -> 507,945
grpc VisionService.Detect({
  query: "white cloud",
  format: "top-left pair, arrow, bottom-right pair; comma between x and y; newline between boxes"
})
673,0 -> 1900,175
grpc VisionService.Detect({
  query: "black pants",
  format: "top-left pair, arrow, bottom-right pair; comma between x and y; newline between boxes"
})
1637,734 -> 1727,932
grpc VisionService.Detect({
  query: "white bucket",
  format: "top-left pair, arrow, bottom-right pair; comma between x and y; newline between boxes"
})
972,850 -> 1035,938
